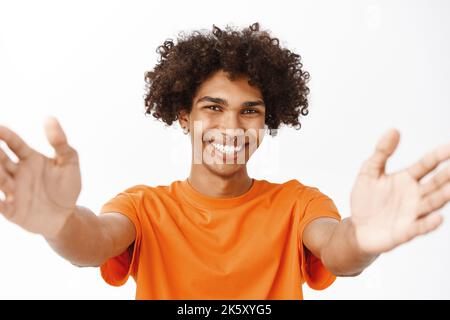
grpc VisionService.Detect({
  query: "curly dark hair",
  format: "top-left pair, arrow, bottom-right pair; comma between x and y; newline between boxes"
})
144,22 -> 310,135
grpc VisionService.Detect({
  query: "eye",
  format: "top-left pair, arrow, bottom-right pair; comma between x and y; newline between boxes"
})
241,109 -> 259,115
204,105 -> 222,111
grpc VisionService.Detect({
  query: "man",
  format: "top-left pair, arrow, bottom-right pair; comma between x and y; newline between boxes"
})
0,23 -> 449,299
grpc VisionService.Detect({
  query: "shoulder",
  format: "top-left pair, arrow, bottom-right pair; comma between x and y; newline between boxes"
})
112,181 -> 180,202
259,178 -> 314,194
259,178 -> 333,204
256,178 -> 302,190
122,180 -> 180,192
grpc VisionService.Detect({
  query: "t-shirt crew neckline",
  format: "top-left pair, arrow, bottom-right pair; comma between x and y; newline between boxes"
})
179,178 -> 262,210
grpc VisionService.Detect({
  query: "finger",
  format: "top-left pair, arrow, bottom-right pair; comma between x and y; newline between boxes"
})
407,142 -> 450,181
0,164 -> 15,195
0,125 -> 34,160
0,199 -> 5,216
44,117 -> 78,165
0,147 -> 19,175
417,182 -> 450,217
0,199 -> 14,220
420,165 -> 450,197
410,213 -> 443,238
359,128 -> 400,178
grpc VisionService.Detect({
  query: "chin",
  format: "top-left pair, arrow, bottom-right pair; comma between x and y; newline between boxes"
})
204,163 -> 246,178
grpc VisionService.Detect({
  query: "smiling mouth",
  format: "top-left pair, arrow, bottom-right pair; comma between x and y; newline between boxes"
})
210,142 -> 245,155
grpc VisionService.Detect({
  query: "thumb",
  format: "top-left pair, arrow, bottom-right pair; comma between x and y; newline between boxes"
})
360,128 -> 400,178
44,117 -> 77,165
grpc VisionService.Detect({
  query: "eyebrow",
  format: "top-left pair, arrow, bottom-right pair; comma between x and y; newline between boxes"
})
195,96 -> 265,108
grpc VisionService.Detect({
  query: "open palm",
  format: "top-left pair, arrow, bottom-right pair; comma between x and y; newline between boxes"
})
351,129 -> 450,255
0,118 -> 81,238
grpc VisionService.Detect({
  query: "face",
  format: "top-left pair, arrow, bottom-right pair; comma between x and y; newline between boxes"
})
179,70 -> 266,178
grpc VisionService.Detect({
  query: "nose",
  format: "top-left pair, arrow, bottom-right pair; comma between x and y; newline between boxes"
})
220,112 -> 244,144
221,111 -> 241,130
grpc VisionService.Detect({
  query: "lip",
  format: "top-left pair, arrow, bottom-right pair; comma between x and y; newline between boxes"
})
207,141 -> 248,162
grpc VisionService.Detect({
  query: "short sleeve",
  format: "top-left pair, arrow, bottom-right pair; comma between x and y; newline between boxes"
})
298,187 -> 341,290
99,188 -> 143,287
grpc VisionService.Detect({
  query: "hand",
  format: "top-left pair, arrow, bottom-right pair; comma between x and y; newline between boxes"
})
350,129 -> 450,256
0,117 -> 81,238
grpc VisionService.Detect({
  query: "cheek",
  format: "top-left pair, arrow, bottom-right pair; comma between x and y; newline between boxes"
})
188,112 -> 214,130
189,118 -> 214,146
248,120 -> 266,146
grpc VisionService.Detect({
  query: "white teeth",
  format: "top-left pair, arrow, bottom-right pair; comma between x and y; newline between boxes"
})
211,142 -> 243,154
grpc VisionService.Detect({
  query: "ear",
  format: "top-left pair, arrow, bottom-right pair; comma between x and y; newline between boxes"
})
178,109 -> 190,129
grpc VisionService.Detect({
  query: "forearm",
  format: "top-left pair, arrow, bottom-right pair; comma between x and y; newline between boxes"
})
321,218 -> 379,277
44,205 -> 112,268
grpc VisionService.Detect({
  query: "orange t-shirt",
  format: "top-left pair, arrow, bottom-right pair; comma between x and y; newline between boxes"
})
99,178 -> 341,299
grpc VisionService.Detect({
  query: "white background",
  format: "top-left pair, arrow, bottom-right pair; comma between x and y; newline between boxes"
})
0,0 -> 449,299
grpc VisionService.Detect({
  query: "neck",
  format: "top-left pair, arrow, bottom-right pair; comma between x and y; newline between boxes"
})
188,164 -> 253,198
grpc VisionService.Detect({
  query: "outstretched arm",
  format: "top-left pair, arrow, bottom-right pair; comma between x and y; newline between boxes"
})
0,118 -> 135,267
46,206 -> 135,267
303,217 -> 377,277
303,129 -> 450,276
